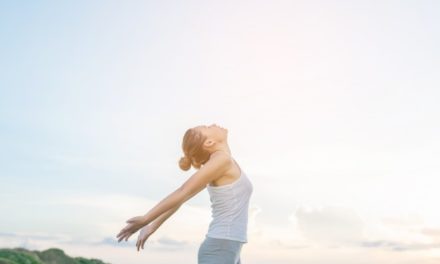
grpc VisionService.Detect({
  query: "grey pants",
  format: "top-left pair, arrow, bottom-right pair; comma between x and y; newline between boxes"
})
198,236 -> 244,264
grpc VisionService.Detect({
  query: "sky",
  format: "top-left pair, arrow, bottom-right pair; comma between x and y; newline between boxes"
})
1,1 -> 440,263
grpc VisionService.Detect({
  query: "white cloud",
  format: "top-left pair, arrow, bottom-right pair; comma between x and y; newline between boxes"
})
293,205 -> 365,246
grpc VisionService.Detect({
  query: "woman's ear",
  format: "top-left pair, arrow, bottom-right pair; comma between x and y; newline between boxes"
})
203,139 -> 215,149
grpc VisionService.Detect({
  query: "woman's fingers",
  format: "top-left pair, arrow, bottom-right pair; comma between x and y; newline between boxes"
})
137,237 -> 145,251
116,229 -> 124,238
117,231 -> 125,242
141,238 -> 146,249
117,230 -> 133,242
116,225 -> 130,238
126,232 -> 134,241
116,223 -> 139,241
139,237 -> 147,251
116,231 -> 125,239
118,232 -> 128,242
116,220 -> 144,244
117,228 -> 128,240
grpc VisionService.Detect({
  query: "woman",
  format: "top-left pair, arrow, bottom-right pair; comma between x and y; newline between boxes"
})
116,123 -> 253,264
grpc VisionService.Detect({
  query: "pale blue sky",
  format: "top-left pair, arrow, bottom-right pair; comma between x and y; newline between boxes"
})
1,1 -> 440,264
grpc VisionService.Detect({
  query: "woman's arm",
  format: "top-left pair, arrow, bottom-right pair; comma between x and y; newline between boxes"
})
116,152 -> 230,242
150,204 -> 182,230
141,152 -> 230,226
135,203 -> 183,251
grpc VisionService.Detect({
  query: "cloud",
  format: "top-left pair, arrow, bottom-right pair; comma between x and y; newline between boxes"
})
268,239 -> 311,250
0,232 -> 67,241
381,213 -> 424,227
359,239 -> 440,251
156,236 -> 190,250
91,237 -> 136,248
293,205 -> 365,246
420,228 -> 440,240
0,231 -> 135,248
0,231 -> 191,252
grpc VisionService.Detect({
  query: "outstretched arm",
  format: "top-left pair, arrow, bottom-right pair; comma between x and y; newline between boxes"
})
135,203 -> 183,251
150,203 -> 182,230
141,152 -> 230,225
116,152 -> 230,242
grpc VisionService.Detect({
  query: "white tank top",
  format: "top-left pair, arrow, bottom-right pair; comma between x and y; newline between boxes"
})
205,158 -> 253,243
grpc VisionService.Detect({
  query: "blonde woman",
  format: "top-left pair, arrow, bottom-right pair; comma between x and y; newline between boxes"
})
116,123 -> 253,264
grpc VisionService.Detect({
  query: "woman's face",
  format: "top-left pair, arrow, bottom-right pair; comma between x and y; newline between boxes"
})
195,123 -> 228,143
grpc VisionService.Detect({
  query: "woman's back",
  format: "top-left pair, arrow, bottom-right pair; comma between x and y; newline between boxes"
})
205,158 -> 254,243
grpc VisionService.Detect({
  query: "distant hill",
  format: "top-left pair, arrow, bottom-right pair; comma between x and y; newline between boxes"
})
0,247 -> 111,264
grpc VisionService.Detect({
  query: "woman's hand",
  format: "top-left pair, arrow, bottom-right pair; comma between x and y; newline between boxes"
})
116,215 -> 148,243
136,224 -> 158,251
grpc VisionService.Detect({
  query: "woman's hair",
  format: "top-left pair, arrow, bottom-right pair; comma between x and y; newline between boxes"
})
179,127 -> 211,171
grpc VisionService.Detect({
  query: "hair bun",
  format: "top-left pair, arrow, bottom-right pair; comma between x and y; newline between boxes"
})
179,155 -> 192,171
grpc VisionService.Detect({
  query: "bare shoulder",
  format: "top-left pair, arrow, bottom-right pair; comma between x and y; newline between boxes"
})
179,151 -> 232,197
